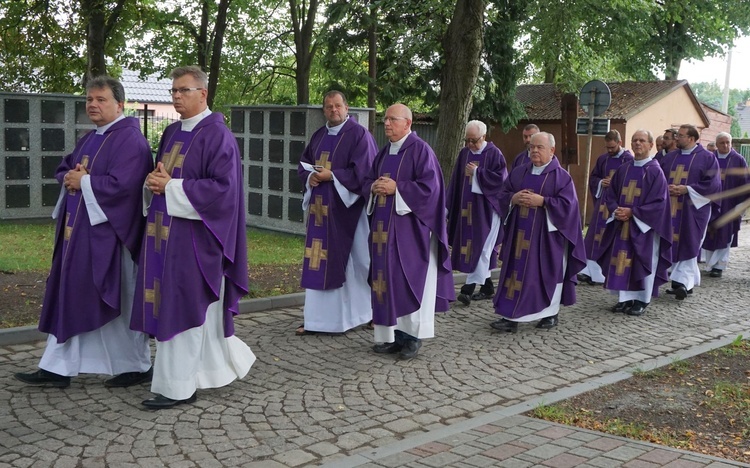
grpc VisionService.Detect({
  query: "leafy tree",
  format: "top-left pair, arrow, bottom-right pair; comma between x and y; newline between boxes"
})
649,0 -> 750,80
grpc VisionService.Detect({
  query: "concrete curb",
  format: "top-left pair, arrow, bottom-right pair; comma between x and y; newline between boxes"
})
0,270 -> 495,346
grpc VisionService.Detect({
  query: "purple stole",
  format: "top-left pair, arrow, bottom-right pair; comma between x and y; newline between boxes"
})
139,130 -> 197,336
301,134 -> 347,289
453,151 -> 489,271
369,152 -> 412,326
602,165 -> 653,291
584,153 -> 633,260
662,147 -> 718,260
495,171 -> 560,318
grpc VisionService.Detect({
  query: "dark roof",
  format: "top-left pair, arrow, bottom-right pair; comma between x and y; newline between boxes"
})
516,80 -> 709,125
121,69 -> 172,104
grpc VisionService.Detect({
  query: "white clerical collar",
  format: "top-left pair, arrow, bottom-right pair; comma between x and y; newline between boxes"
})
388,131 -> 412,154
681,144 -> 696,154
96,113 -> 126,135
633,155 -> 653,167
614,147 -> 624,158
531,159 -> 552,175
470,141 -> 488,155
180,108 -> 212,132
326,116 -> 349,136
718,152 -> 730,159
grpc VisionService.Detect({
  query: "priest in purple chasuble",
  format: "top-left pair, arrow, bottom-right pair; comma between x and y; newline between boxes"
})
446,120 -> 507,306
130,66 -> 256,410
511,123 -> 540,169
490,132 -> 586,333
15,77 -> 153,389
701,132 -> 750,277
579,130 -> 633,285
365,104 -> 455,360
296,91 -> 377,335
659,124 -> 721,300
596,130 -> 672,316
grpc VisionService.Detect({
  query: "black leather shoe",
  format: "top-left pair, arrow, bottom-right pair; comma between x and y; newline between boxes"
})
709,268 -> 723,278
490,318 -> 518,333
105,367 -> 153,388
471,291 -> 493,301
626,300 -> 648,316
457,293 -> 471,306
536,314 -> 559,329
666,288 -> 693,295
142,392 -> 197,409
14,369 -> 71,388
674,285 -> 688,300
577,273 -> 592,284
399,340 -> 422,359
372,341 -> 403,354
611,301 -> 633,313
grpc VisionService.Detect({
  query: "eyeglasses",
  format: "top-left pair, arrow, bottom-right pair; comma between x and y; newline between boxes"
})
464,137 -> 483,144
168,87 -> 205,95
382,116 -> 406,123
676,133 -> 689,139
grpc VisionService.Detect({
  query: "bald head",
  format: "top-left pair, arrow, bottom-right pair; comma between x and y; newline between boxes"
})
383,103 -> 413,142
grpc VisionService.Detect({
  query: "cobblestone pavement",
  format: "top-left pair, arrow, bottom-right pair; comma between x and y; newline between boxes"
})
3,230 -> 750,467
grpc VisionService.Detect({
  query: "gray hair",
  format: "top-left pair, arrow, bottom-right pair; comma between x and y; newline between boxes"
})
465,120 -> 487,136
86,76 -> 125,103
323,90 -> 348,106
536,131 -> 555,148
716,132 -> 732,143
169,65 -> 208,88
632,129 -> 654,144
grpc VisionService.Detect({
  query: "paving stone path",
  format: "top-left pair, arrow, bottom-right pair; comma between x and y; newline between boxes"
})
2,231 -> 750,467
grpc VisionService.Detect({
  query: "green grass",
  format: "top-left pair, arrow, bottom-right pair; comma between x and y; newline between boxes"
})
0,222 -> 304,273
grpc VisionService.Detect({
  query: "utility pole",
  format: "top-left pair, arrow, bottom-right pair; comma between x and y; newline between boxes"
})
721,49 -> 732,113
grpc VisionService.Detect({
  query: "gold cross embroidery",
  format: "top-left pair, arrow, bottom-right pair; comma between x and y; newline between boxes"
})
594,227 -> 605,244
80,155 -> 90,170
461,202 -> 473,226
514,230 -> 531,260
620,219 -> 630,241
460,239 -> 472,263
163,142 -> 186,174
146,211 -> 170,253
466,161 -> 479,185
144,279 -> 161,318
315,151 -> 332,170
377,172 -> 391,207
598,202 -> 609,221
372,221 -> 388,256
519,189 -> 534,218
304,238 -> 328,270
670,197 -> 683,218
309,195 -> 328,227
673,232 -> 680,242
669,164 -> 689,185
622,180 -> 642,205
373,270 -> 387,304
504,271 -> 523,300
608,169 -> 615,178
613,250 -> 632,276
64,213 -> 73,241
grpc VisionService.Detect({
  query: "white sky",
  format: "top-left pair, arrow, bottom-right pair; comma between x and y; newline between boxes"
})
678,35 -> 750,90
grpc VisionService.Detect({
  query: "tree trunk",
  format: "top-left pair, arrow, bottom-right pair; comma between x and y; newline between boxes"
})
434,0 -> 486,179
81,0 -> 127,84
367,0 -> 377,133
207,0 -> 232,108
290,0 -> 320,104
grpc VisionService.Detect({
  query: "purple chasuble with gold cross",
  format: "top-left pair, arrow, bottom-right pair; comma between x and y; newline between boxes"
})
702,150 -> 750,250
597,159 -> 672,295
660,145 -> 721,262
493,158 -> 585,319
363,133 -> 454,326
38,117 -> 153,342
583,150 -> 633,260
298,118 -> 376,290
446,142 -> 507,273
131,112 -> 248,342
